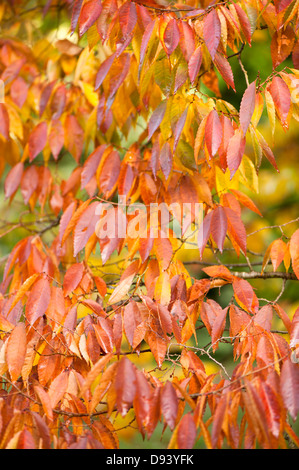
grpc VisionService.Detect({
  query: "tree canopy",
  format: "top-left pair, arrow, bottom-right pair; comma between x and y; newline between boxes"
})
0,0 -> 299,449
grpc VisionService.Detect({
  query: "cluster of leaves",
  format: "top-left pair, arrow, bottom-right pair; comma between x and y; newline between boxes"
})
0,0 -> 299,449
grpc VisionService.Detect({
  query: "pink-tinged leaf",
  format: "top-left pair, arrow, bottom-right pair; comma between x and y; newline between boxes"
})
211,206 -> 227,253
78,0 -> 102,37
177,413 -> 197,449
139,19 -> 156,69
290,307 -> 299,348
20,166 -> 39,204
115,357 -> 137,417
4,162 -> 24,199
211,395 -> 228,447
98,150 -> 121,197
95,53 -> 116,91
179,21 -> 195,62
203,9 -> 221,59
205,109 -> 223,157
276,0 -> 294,12
290,229 -> 299,279
213,52 -> 235,91
268,76 -> 291,130
159,142 -> 173,180
64,115 -> 84,162
119,1 -> 137,39
25,277 -> 51,325
280,359 -> 299,420
160,381 -> 178,431
28,122 -> 48,162
239,80 -> 256,135
254,304 -> 273,331
198,211 -> 212,258
73,201 -> 101,256
51,84 -> 67,120
81,145 -> 105,189
234,3 -> 252,45
148,101 -> 167,140
256,129 -> 279,171
71,0 -> 83,33
173,108 -> 188,152
226,128 -> 246,178
63,263 -> 84,296
224,207 -> 247,254
218,115 -> 235,170
293,41 -> 299,69
0,103 -> 9,139
49,119 -> 64,160
233,277 -> 259,314
163,18 -> 180,56
39,81 -> 56,117
188,46 -> 203,85
7,322 -> 27,382
10,77 -> 29,108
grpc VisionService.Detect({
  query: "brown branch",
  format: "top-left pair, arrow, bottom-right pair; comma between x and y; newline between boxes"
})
232,271 -> 297,281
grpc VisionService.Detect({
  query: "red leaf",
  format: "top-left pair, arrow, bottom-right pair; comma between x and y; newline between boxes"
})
63,262 -> 84,296
64,115 -> 84,162
188,46 -> 202,85
4,162 -> 24,199
280,359 -> 299,420
98,150 -> 121,197
293,41 -> 299,69
177,413 -> 197,449
0,103 -> 9,139
163,18 -> 180,56
173,108 -> 188,152
49,119 -> 64,160
213,52 -> 235,91
225,205 -> 246,255
226,128 -> 246,178
25,277 -> 51,325
239,80 -> 256,135
160,381 -> 178,431
290,307 -> 299,348
268,76 -> 291,130
179,21 -> 195,62
78,0 -> 102,37
71,0 -> 84,33
234,3 -> 252,45
159,142 -> 173,180
211,206 -> 227,253
95,53 -> 116,91
205,109 -> 223,157
218,115 -> 235,170
203,9 -> 221,59
115,357 -> 137,417
198,211 -> 212,258
233,278 -> 259,314
81,145 -> 105,189
290,229 -> 299,279
148,101 -> 167,140
119,1 -> 137,39
28,122 -> 48,162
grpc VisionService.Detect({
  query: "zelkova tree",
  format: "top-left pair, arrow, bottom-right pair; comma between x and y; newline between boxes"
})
0,0 -> 299,450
